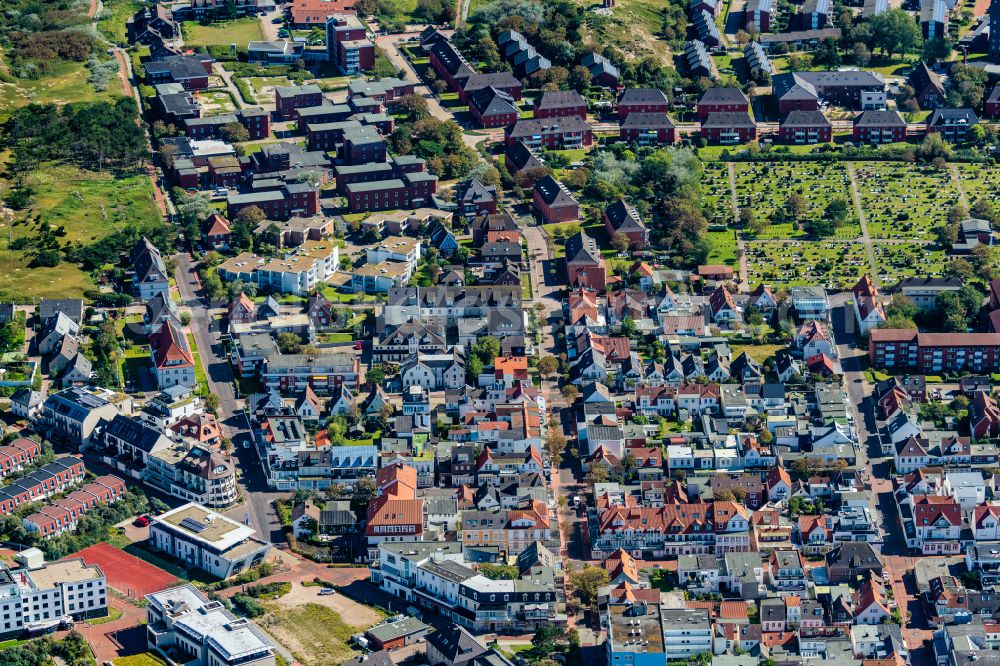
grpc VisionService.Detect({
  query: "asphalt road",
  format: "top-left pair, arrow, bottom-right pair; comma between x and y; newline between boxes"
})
173,253 -> 285,543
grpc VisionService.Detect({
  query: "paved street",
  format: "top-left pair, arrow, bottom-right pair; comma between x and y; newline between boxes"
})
173,253 -> 284,543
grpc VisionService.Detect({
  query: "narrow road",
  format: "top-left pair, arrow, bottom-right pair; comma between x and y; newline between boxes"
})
173,253 -> 284,543
373,32 -> 452,122
846,162 -> 880,288
726,162 -> 749,292
949,163 -> 969,209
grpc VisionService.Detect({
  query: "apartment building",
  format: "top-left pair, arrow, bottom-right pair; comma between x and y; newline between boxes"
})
146,584 -> 277,666
150,503 -> 271,579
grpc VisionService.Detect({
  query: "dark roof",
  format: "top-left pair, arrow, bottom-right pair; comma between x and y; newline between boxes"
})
581,52 -> 620,80
928,108 -> 979,127
699,87 -> 749,106
620,111 -> 676,130
534,175 -> 577,208
430,40 -> 474,79
462,72 -> 521,94
909,61 -> 945,95
781,109 -> 831,128
989,85 -> 1000,105
605,199 -> 647,233
701,111 -> 756,128
103,414 -> 166,453
536,90 -> 585,112
506,141 -> 544,172
469,86 -> 518,117
39,299 -> 84,324
684,40 -> 714,77
508,116 -> 591,139
424,624 -> 488,665
618,88 -> 670,106
564,229 -> 602,265
854,109 -> 905,128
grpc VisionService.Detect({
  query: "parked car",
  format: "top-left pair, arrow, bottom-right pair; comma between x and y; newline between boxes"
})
134,515 -> 150,527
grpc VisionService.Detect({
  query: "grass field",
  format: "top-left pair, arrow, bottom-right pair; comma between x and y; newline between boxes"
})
181,18 -> 265,47
0,58 -> 125,122
706,230 -> 739,268
733,161 -> 858,239
955,163 -> 1000,208
855,162 -> 962,240
97,0 -> 143,44
114,652 -> 171,666
262,603 -> 366,665
246,76 -> 293,104
0,164 -> 161,300
568,0 -> 673,66
745,240 -> 868,289
729,343 -> 786,364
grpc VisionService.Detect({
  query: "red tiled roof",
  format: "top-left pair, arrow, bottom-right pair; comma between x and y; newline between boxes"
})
149,320 -> 194,369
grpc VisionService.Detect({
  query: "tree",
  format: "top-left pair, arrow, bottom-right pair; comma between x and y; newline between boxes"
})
220,122 -> 250,143
367,365 -> 386,386
471,336 -> 501,365
538,355 -> 559,377
922,36 -> 953,64
852,42 -> 871,66
562,384 -> 580,402
204,393 -> 221,414
825,197 -> 850,225
478,563 -> 520,580
611,231 -> 630,253
276,332 -> 302,354
786,193 -> 808,220
585,465 -> 609,485
621,315 -> 637,337
868,9 -> 923,59
916,132 -> 953,162
235,206 -> 266,229
620,453 -> 638,480
947,64 -> 990,108
971,198 -> 999,225
545,431 -> 567,460
570,565 -> 609,609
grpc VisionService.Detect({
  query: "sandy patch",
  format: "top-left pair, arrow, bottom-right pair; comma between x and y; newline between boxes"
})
273,583 -> 384,626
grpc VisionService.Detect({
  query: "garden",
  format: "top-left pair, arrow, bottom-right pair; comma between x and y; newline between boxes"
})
855,162 -> 962,240
181,18 -> 265,47
873,241 -> 947,286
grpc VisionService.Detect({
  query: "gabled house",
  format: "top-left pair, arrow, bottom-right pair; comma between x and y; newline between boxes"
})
534,174 -> 579,224
708,286 -> 741,324
970,391 -> 1000,440
565,230 -> 607,291
228,292 -> 257,325
603,199 -> 649,250
852,275 -> 886,334
132,237 -> 171,303
149,320 -> 196,389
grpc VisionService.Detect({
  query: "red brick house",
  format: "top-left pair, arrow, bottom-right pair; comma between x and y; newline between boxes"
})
534,174 -> 579,224
275,84 -> 323,120
228,292 -> 257,324
469,86 -> 519,129
534,90 -> 587,119
429,40 -> 475,92
565,229 -> 607,290
869,329 -> 1000,373
507,116 -> 594,150
986,85 -> 1000,118
203,212 -> 232,249
779,110 -> 832,144
618,88 -> 670,120
604,199 -> 649,250
701,112 -> 757,145
970,391 -> 1000,439
909,61 -> 946,109
853,110 -> 906,144
696,87 -> 750,120
620,112 -> 676,145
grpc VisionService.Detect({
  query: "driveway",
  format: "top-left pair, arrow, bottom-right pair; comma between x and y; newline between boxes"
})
173,253 -> 284,544
373,31 -> 453,123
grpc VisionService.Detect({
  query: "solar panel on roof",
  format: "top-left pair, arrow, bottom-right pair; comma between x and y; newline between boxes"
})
180,517 -> 207,533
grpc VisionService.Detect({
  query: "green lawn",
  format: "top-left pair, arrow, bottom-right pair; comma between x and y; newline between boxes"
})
114,653 -> 171,666
706,230 -> 739,267
245,76 -> 293,104
542,221 -> 584,240
0,58 -> 125,122
120,346 -> 153,389
0,164 -> 161,300
729,343 -> 786,364
198,90 -> 237,116
320,333 -> 353,343
181,18 -> 265,47
97,0 -> 143,45
90,606 -> 125,625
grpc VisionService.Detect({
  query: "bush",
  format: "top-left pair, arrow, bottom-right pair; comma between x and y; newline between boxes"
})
233,593 -> 266,617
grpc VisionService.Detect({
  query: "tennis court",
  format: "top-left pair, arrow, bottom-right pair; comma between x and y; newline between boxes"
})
72,543 -> 178,599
